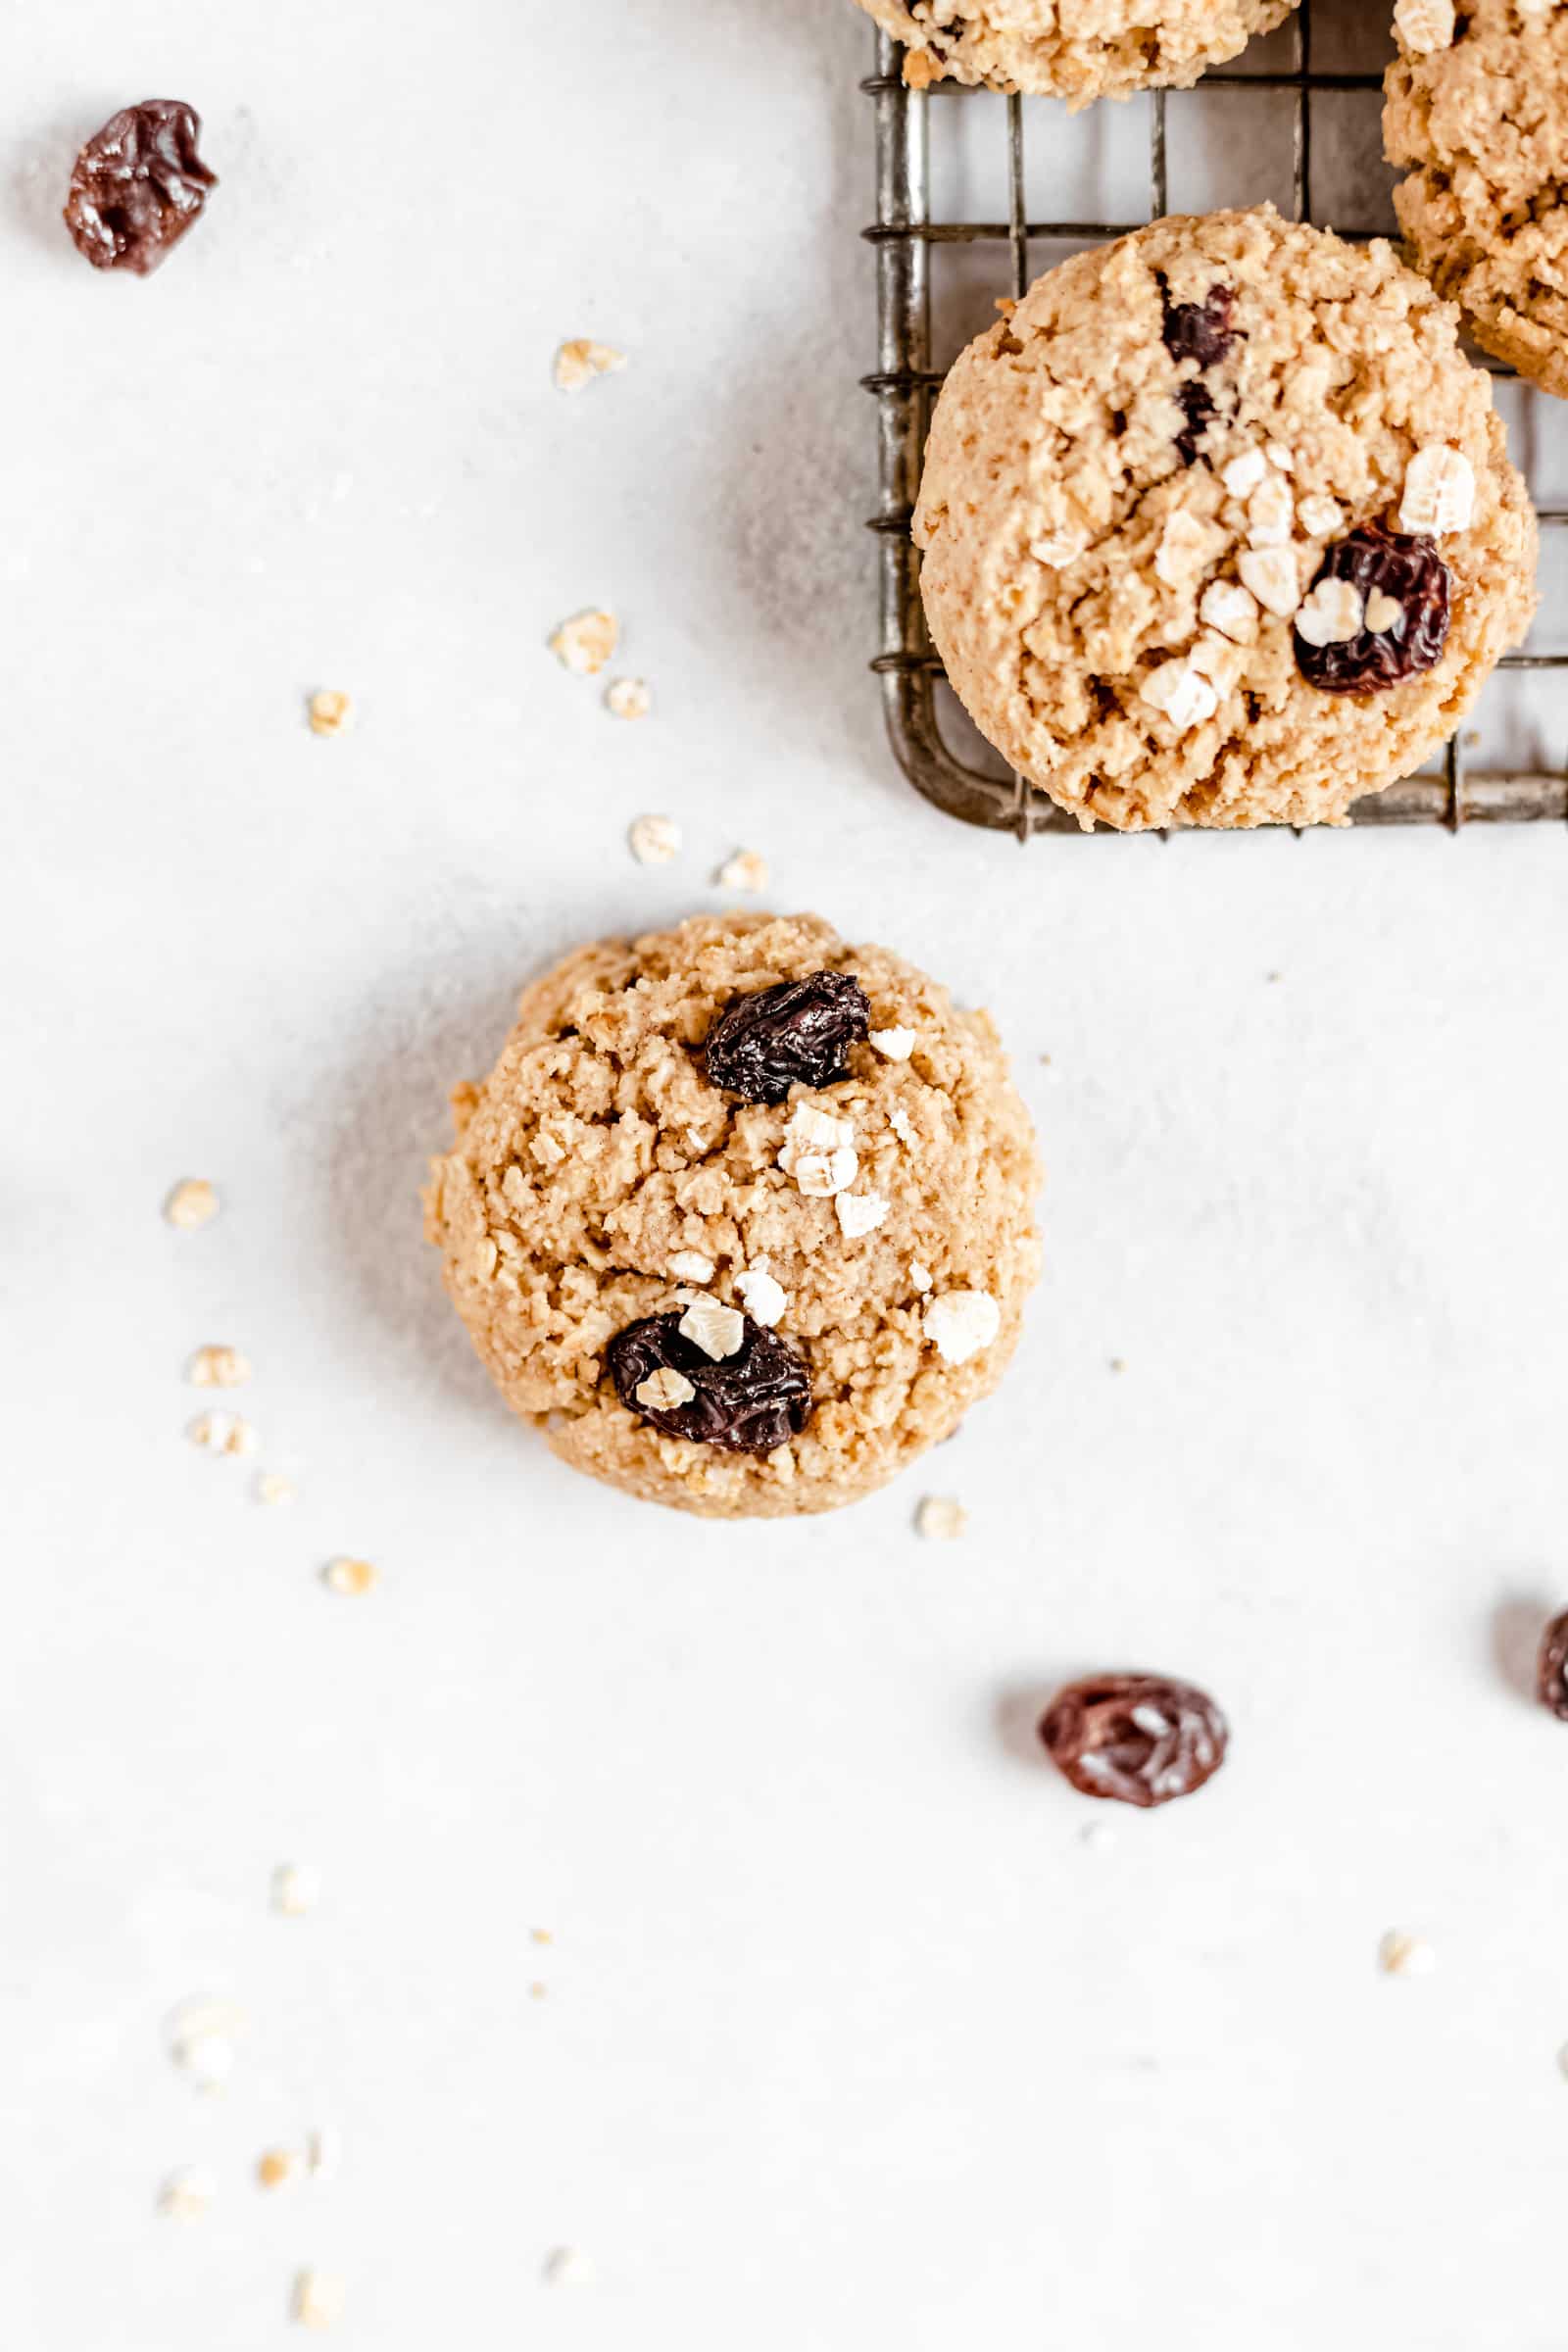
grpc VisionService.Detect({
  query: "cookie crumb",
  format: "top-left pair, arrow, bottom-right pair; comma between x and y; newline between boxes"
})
257,2146 -> 301,2191
554,337 -> 626,391
551,609 -> 618,676
188,1344 -> 251,1389
542,2247 -> 594,2288
716,848 -> 770,893
168,1999 -> 247,2093
271,1862 -> 321,1918
627,813 -> 680,865
735,1267 -> 787,1328
924,1290 -> 1000,1366
322,1555 -> 378,1597
307,2127 -> 342,2180
606,674 -> 651,720
635,1366 -> 696,1411
915,1494 -> 966,1541
869,1025 -> 915,1061
1378,1930 -> 1437,1979
307,690 -> 353,739
187,1411 -> 259,1457
159,2166 -> 215,2221
256,1471 -> 295,1506
293,2271 -> 346,2330
165,1177 -> 219,1230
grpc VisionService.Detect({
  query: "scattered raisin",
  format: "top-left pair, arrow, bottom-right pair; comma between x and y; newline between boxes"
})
703,971 -> 870,1105
1294,526 -> 1450,694
64,100 -> 217,275
1160,281 -> 1237,370
1040,1673 -> 1228,1808
1538,1610 -> 1568,1723
607,1313 -> 811,1456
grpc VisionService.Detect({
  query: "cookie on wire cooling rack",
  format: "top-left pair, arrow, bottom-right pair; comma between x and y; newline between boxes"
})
855,0 -> 1298,103
1386,0 -> 1568,399
912,207 -> 1538,830
424,913 -> 1042,1519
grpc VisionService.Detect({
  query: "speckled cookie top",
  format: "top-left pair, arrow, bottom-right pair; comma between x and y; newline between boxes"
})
1386,0 -> 1568,397
855,0 -> 1298,102
424,913 -> 1042,1519
912,208 -> 1537,831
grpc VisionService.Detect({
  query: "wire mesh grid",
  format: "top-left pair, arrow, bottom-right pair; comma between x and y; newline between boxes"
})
861,5 -> 1568,835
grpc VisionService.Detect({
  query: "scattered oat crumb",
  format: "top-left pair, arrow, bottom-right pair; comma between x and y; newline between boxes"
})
1378,1930 -> 1436,1979
1557,2044 -> 1568,2083
271,1862 -> 321,1918
188,1344 -> 251,1389
293,2271 -> 346,2330
531,1928 -> 554,1946
187,1411 -> 259,1458
542,2247 -> 594,2288
605,674 -> 651,720
257,2146 -> 302,2191
915,1494 -> 966,1542
1108,1357 -> 1126,1375
169,1999 -> 248,2093
165,1178 -> 219,1230
554,337 -> 626,392
322,1555 -> 378,1597
307,690 -> 353,739
1080,1820 -> 1117,1853
551,608 -> 618,675
308,2128 -> 342,2180
529,1981 -> 549,2001
716,848 -> 769,893
159,2166 -> 216,2221
1266,970 -> 1283,984
256,1471 -> 295,1506
628,812 -> 680,865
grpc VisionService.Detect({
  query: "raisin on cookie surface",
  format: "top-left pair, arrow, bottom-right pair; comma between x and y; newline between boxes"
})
1386,0 -> 1568,398
855,0 -> 1298,103
423,913 -> 1042,1520
912,208 -> 1537,831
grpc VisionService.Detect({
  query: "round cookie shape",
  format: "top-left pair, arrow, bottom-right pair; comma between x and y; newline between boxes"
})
1385,0 -> 1568,398
423,913 -> 1042,1519
855,0 -> 1298,103
912,208 -> 1537,831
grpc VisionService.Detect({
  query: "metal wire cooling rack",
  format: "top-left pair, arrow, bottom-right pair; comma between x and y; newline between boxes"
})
860,6 -> 1568,835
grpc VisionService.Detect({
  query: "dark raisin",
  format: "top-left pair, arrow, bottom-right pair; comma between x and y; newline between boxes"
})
1538,1610 -> 1568,1722
1294,526 -> 1450,694
1160,281 -> 1237,370
1039,1673 -> 1228,1808
64,100 -> 217,275
607,1313 -> 811,1456
1174,382 -> 1216,467
703,971 -> 870,1106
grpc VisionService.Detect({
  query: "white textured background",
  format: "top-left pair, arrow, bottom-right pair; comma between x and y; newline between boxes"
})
5,3 -> 1568,2346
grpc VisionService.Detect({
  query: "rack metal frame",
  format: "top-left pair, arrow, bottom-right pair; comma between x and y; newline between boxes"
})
861,8 -> 1568,834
